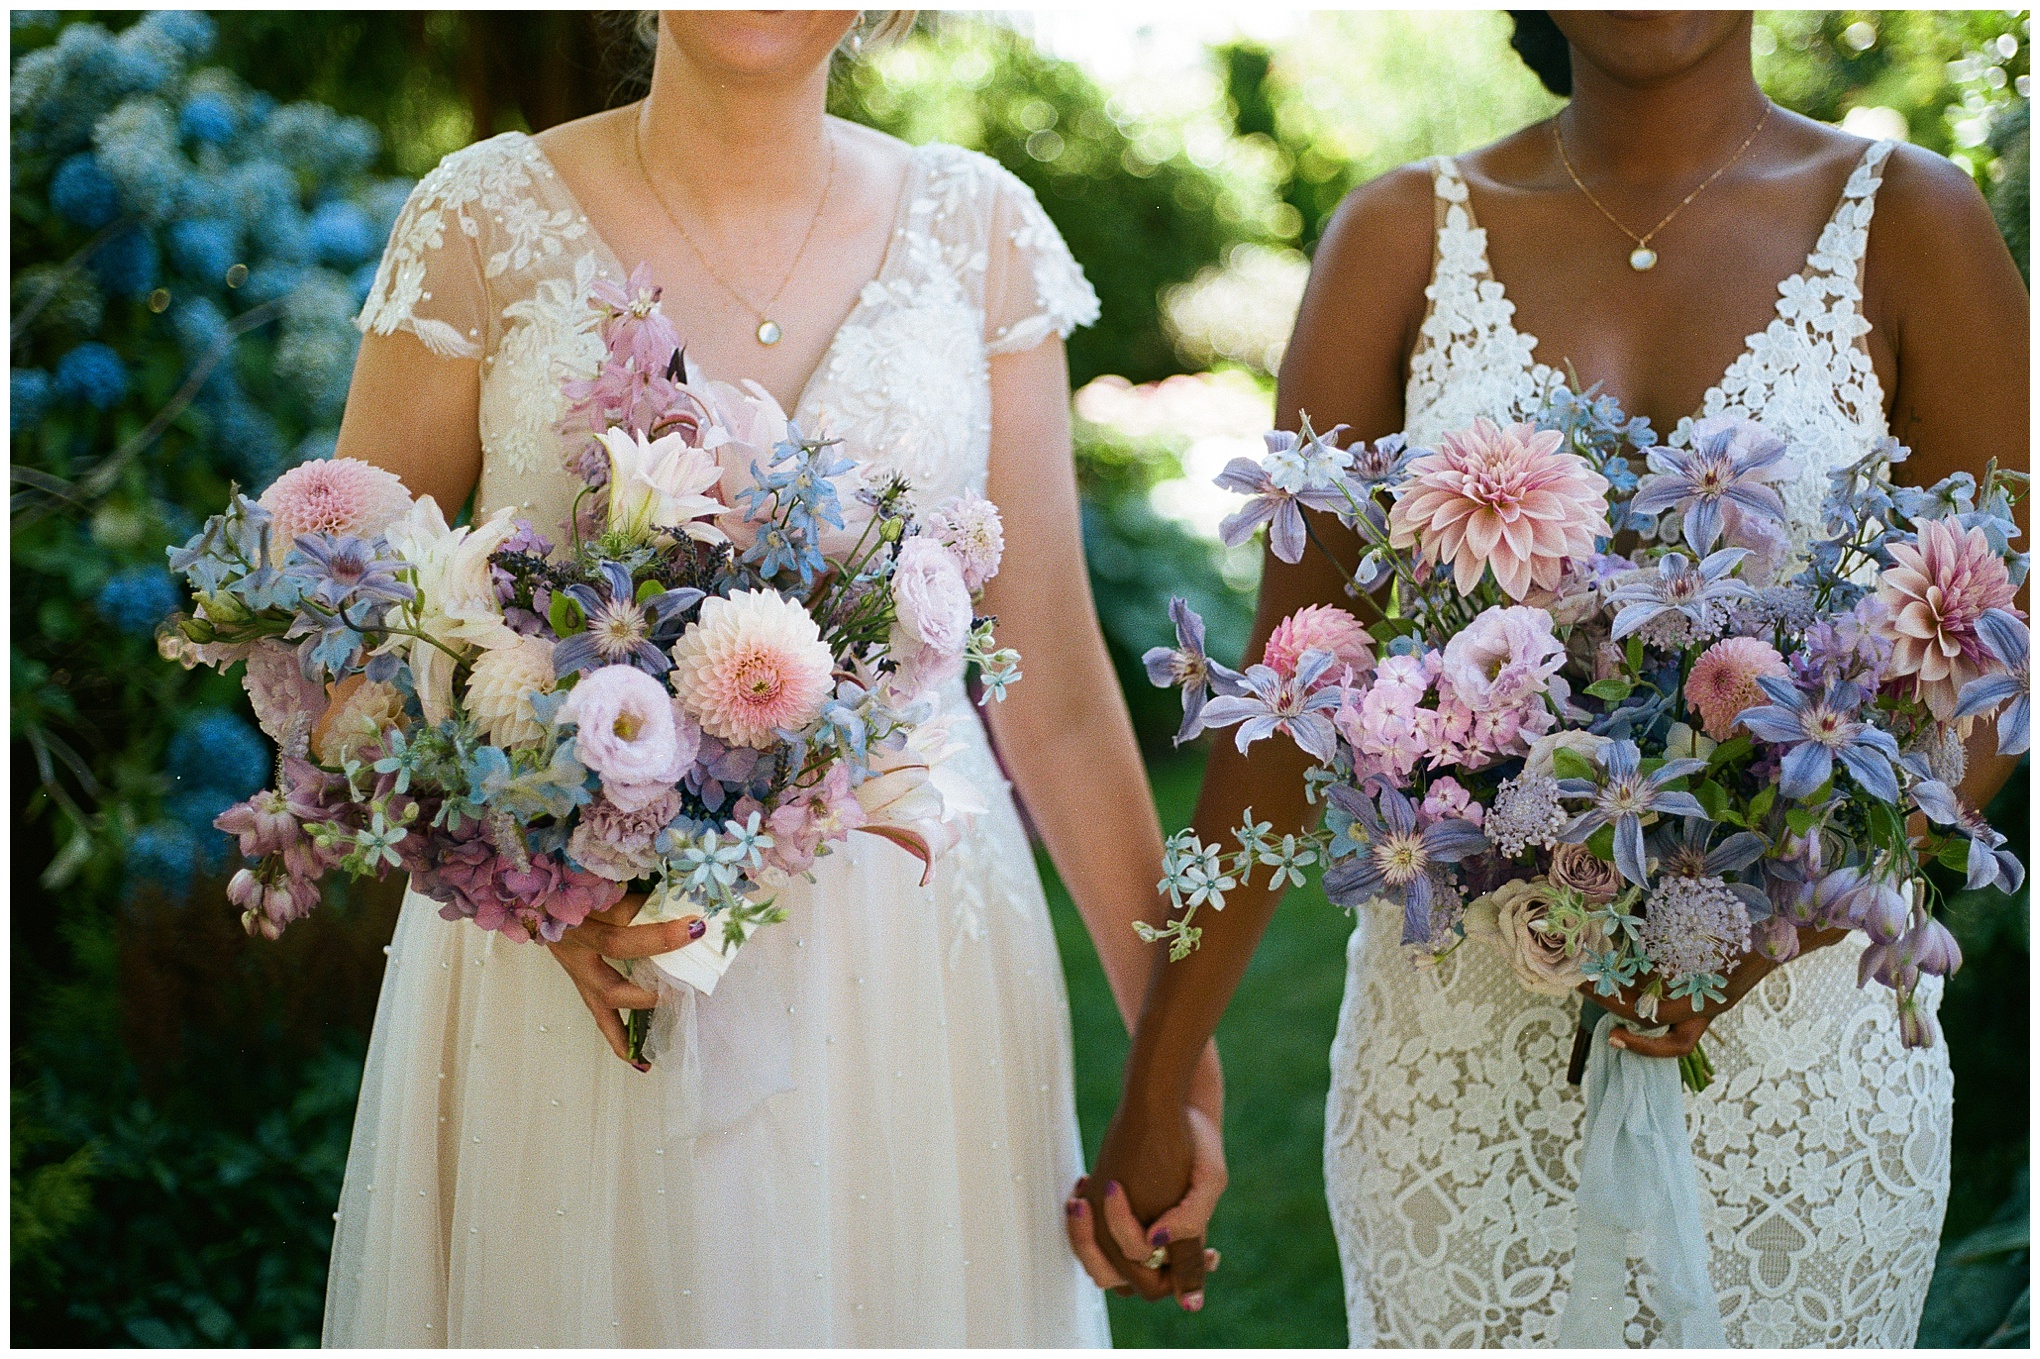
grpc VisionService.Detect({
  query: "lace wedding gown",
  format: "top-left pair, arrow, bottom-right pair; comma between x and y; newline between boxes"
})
323,131 -> 1110,1347
1325,140 -> 1954,1348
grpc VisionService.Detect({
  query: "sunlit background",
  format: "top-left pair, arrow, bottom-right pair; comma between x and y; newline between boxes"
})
11,10 -> 2030,1347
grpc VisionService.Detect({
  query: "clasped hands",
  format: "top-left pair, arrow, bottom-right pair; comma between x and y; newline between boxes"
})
1063,1099 -> 1226,1311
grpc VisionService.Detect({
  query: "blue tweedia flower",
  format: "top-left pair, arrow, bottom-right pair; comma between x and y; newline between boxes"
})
168,216 -> 238,281
1320,781 -> 1487,944
554,559 -> 703,677
90,223 -> 159,297
53,342 -> 129,409
1952,608 -> 2030,757
125,822 -> 199,903
1629,422 -> 1789,555
1735,674 -> 1902,803
50,152 -> 122,228
1606,548 -> 1754,643
1141,597 -> 1247,746
167,708 -> 271,800
1556,738 -> 1708,886
95,565 -> 180,634
179,90 -> 237,144
12,369 -> 54,434
306,200 -> 378,267
1197,650 -> 1345,762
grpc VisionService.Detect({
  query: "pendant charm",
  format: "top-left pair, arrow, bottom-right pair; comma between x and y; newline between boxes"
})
756,319 -> 782,346
1629,247 -> 1658,272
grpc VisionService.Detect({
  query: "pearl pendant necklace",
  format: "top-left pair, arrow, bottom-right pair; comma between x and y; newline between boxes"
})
756,320 -> 782,346
1629,247 -> 1658,272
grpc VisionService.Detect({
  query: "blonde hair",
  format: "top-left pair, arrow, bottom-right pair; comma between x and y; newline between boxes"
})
631,11 -> 916,56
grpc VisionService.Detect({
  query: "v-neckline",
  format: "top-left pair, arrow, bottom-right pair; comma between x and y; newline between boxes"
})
1446,140 -> 1882,436
516,130 -> 922,423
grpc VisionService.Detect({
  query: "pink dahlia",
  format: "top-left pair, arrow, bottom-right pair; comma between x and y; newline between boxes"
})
1685,636 -> 1791,741
1387,418 -> 1610,601
1263,604 -> 1374,685
670,589 -> 835,748
258,457 -> 413,550
1875,517 -> 2021,719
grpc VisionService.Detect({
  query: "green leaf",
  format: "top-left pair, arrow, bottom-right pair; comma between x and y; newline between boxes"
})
1706,734 -> 1753,771
1938,838 -> 1974,872
1626,635 -> 1645,675
1585,678 -> 1633,702
1786,808 -> 1817,836
549,590 -> 585,637
1585,824 -> 1616,862
635,578 -> 665,605
1693,780 -> 1733,823
1551,747 -> 1598,782
1748,784 -> 1776,822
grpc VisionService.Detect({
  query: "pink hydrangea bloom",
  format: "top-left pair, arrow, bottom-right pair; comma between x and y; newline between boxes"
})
1875,516 -> 2021,719
1387,418 -> 1610,600
418,830 -> 625,943
1263,604 -> 1374,686
257,457 -> 413,550
559,665 -> 700,810
1685,636 -> 1791,741
670,590 -> 835,748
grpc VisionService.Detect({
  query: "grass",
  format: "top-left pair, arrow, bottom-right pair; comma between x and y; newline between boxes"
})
1039,750 -> 2029,1349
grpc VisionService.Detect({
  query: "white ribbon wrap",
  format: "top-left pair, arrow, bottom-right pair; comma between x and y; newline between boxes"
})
628,915 -> 794,1141
1556,1012 -> 1726,1348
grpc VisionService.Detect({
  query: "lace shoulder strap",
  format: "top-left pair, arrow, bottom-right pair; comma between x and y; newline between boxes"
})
1808,138 -> 1896,297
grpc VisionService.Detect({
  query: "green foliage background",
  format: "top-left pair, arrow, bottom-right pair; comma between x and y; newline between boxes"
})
12,9 -> 2031,1347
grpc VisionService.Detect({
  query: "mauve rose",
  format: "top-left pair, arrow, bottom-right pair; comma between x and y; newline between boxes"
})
1549,842 -> 1623,903
1465,878 -> 1597,996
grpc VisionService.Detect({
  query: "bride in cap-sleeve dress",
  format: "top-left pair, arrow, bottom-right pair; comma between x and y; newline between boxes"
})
319,22 -> 1149,1345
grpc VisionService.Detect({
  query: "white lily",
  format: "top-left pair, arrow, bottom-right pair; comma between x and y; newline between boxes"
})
382,497 -> 522,723
853,718 -> 986,883
599,426 -> 728,545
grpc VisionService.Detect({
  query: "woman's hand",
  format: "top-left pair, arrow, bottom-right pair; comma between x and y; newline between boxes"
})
1580,924 -> 1852,1058
1065,1103 -> 1225,1311
544,893 -> 704,1069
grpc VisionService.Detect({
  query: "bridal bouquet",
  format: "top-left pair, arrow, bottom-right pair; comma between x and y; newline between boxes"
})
160,265 -> 1016,1001
1140,382 -> 2027,1077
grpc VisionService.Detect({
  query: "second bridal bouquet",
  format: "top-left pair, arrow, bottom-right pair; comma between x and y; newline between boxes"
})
1140,382 -> 2026,1084
161,265 -> 1017,1006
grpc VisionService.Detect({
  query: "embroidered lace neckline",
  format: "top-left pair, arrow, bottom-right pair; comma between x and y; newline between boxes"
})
510,130 -> 924,422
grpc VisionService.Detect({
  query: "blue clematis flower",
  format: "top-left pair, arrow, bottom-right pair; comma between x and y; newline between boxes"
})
1629,421 -> 1789,555
1951,608 -> 2029,757
1197,649 -> 1345,762
553,559 -> 702,677
1320,781 -> 1487,944
1556,738 -> 1708,886
1141,598 -> 1246,746
1734,675 -> 1902,803
1607,548 -> 1754,642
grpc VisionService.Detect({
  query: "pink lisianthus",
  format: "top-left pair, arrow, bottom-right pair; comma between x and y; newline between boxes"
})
257,457 -> 413,550
1874,516 -> 2022,720
1263,604 -> 1374,687
569,788 -> 685,883
559,665 -> 700,811
670,590 -> 836,748
889,538 -> 975,695
1387,417 -> 1610,601
1685,636 -> 1791,741
1420,776 -> 1484,829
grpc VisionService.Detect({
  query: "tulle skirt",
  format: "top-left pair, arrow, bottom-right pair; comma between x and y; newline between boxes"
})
322,696 -> 1110,1347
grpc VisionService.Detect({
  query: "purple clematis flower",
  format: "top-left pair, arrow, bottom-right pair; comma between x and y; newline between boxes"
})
1141,598 -> 1247,746
1215,428 -> 1352,565
1198,649 -> 1346,762
1735,675 -> 1902,803
553,559 -> 703,678
1321,781 -> 1487,943
1910,777 -> 2025,893
1951,607 -> 2029,757
285,532 -> 416,611
1607,548 -> 1754,641
1629,420 -> 1789,555
1557,738 -> 1708,886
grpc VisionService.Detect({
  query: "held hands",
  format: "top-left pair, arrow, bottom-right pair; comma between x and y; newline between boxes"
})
1065,1102 -> 1226,1311
1580,924 -> 1852,1059
545,893 -> 704,1069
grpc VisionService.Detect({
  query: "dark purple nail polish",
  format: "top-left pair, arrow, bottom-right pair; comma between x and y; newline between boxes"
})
632,1060 -> 650,1073
1105,1181 -> 1122,1199
1066,1199 -> 1084,1218
1151,1226 -> 1171,1247
688,919 -> 706,940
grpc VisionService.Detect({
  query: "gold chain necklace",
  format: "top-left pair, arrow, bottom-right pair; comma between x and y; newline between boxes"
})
630,109 -> 837,346
1553,101 -> 1773,272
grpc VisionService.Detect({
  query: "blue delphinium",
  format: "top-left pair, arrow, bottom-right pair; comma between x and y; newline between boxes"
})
53,342 -> 129,408
95,565 -> 180,634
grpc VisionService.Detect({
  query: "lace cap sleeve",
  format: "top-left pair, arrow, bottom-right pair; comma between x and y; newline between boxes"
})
354,139 -> 510,361
978,163 -> 1100,357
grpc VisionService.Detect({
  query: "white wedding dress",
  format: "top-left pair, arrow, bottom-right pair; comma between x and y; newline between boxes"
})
324,131 -> 1111,1347
1325,140 -> 1955,1348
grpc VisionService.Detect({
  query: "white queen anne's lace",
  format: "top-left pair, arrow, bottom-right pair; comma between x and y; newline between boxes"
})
1329,139 -> 1950,1349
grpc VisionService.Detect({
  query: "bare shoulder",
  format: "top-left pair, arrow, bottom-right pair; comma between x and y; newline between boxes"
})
1308,161 -> 1439,315
1872,141 -> 2003,246
1864,140 -> 2024,333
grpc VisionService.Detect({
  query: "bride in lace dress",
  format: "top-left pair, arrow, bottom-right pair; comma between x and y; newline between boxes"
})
321,12 -> 1220,1346
1090,12 -> 2026,1347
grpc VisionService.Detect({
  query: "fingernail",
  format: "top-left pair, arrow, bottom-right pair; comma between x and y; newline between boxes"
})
632,1060 -> 650,1073
687,919 -> 706,940
1074,1176 -> 1090,1195
1183,1291 -> 1204,1313
1150,1226 -> 1170,1247
1066,1199 -> 1084,1218
1105,1181 -> 1122,1199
